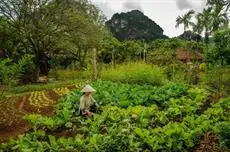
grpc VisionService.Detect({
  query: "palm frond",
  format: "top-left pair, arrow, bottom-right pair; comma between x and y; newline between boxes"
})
175,16 -> 183,28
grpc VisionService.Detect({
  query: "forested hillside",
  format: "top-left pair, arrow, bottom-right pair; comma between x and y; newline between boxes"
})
106,10 -> 168,41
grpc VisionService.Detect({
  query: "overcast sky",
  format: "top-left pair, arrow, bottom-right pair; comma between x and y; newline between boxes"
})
91,0 -> 208,37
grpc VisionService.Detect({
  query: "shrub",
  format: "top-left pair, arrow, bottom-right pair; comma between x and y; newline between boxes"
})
0,54 -> 34,85
146,49 -> 177,66
200,66 -> 230,96
100,62 -> 167,85
216,122 -> 230,148
206,29 -> 230,65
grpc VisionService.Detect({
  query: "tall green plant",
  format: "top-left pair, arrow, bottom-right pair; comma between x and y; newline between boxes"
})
194,1 -> 229,44
176,10 -> 195,32
0,54 -> 34,86
206,29 -> 230,65
100,63 -> 167,85
194,8 -> 213,44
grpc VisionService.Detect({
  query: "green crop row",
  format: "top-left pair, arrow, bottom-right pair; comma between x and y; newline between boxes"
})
72,80 -> 189,108
0,81 -> 229,152
1,97 -> 229,151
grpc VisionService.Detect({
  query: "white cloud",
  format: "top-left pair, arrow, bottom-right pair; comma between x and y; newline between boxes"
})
176,0 -> 207,11
176,0 -> 192,10
122,0 -> 143,12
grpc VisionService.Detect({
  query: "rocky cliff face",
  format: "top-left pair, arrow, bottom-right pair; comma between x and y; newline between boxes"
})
106,10 -> 168,41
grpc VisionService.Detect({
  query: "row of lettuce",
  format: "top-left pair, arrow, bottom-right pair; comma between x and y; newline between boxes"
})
0,81 -> 229,151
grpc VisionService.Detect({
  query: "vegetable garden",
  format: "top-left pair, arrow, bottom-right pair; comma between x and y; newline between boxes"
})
1,81 -> 229,151
0,83 -> 84,143
28,91 -> 56,108
0,0 -> 229,151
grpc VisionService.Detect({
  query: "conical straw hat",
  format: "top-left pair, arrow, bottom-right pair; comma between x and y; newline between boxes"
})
81,85 -> 96,93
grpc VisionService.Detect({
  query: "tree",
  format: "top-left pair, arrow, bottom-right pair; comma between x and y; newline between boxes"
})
211,4 -> 229,32
206,29 -> 230,65
194,1 -> 229,44
207,0 -> 230,12
175,10 -> 195,32
120,40 -> 142,62
0,0 -> 105,82
99,32 -> 120,67
194,7 -> 213,44
206,0 -> 229,30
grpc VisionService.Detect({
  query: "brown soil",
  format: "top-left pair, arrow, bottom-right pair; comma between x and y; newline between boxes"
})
193,133 -> 219,152
0,86 -> 78,143
67,85 -> 77,90
0,92 -> 55,143
47,90 -> 60,101
0,99 -> 29,143
22,96 -> 54,116
0,120 -> 29,143
53,128 -> 76,138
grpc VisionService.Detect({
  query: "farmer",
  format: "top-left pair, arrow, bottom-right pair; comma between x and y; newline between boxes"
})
79,85 -> 98,117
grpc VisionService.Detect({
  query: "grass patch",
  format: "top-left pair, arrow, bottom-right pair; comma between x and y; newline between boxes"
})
100,62 -> 167,85
49,69 -> 91,81
1,79 -> 86,98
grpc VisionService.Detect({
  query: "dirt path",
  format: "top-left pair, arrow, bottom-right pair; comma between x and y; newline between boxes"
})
17,96 -> 27,111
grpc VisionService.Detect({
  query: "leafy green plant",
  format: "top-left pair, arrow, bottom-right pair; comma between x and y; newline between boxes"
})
76,81 -> 189,108
206,28 -> 230,65
0,54 -> 34,86
1,81 -> 229,152
215,122 -> 230,148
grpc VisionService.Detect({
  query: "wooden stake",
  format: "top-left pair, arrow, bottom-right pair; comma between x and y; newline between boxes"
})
92,48 -> 97,80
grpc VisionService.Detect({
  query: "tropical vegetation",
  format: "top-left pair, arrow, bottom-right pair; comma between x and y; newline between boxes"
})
0,0 -> 229,151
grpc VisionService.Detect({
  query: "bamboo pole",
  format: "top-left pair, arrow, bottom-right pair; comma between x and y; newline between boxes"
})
92,48 -> 97,80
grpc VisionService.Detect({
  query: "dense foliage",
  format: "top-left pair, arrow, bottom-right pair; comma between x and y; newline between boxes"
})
0,55 -> 34,85
206,29 -> 230,65
0,0 -> 229,85
0,0 -> 105,81
77,81 -> 188,108
0,0 -> 229,151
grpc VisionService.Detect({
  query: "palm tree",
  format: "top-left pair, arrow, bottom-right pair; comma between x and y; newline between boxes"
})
194,3 -> 229,44
194,7 -> 213,44
207,0 -> 230,14
211,4 -> 229,32
227,2 -> 230,12
175,10 -> 195,32
206,0 -> 229,31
